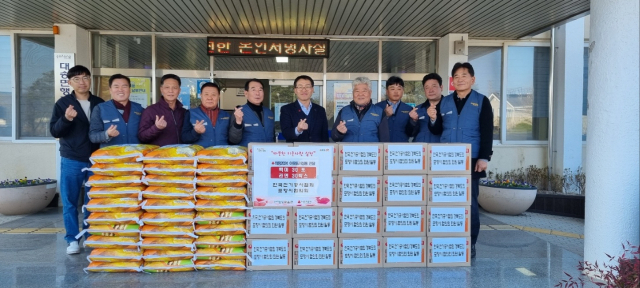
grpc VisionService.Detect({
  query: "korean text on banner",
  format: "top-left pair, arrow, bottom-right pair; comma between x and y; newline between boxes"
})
54,53 -> 75,101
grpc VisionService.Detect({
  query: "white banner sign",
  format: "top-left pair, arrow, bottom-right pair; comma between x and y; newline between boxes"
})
54,53 -> 75,100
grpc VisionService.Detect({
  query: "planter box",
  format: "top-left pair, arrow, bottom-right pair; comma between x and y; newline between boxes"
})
478,184 -> 536,216
0,181 -> 57,215
526,193 -> 585,219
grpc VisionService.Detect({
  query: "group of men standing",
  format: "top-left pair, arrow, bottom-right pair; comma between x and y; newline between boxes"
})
51,62 -> 492,259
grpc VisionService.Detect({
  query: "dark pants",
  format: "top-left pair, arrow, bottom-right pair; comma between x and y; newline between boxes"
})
471,178 -> 480,245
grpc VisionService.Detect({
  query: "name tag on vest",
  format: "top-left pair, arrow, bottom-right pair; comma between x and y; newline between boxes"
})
346,118 -> 354,122
111,118 -> 120,122
193,122 -> 208,126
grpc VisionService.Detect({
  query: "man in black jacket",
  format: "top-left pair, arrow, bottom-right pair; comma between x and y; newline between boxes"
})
49,65 -> 104,255
280,75 -> 329,142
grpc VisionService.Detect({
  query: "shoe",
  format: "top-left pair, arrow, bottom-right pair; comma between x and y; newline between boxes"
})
66,241 -> 81,255
471,245 -> 476,258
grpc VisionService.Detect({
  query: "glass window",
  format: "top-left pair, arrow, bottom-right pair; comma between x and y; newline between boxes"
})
93,34 -> 152,69
582,46 -> 588,141
17,35 -> 54,138
0,36 -> 12,137
469,46 -> 502,140
157,37 -> 209,70
506,46 -> 550,141
326,80 -> 380,128
328,41 -> 378,73
215,57 -> 322,72
380,81 -> 425,107
382,41 -> 436,73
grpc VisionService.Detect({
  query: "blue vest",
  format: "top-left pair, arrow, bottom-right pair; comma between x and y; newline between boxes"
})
99,100 -> 143,147
188,108 -> 230,148
440,90 -> 484,158
375,101 -> 412,142
339,105 -> 383,142
239,104 -> 275,147
413,103 -> 441,143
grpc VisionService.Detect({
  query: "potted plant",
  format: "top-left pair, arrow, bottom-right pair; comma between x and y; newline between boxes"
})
478,179 -> 537,215
0,177 -> 57,215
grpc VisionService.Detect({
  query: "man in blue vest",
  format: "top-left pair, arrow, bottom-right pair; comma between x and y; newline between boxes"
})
181,82 -> 230,147
408,73 -> 444,142
280,75 -> 329,142
228,79 -> 275,147
89,74 -> 144,147
331,77 -> 388,142
434,62 -> 494,258
375,76 -> 414,142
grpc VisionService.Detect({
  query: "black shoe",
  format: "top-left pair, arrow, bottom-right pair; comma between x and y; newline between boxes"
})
471,245 -> 476,258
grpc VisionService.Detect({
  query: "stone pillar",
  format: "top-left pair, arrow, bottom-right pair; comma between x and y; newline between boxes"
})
437,33 -> 468,95
584,0 -> 639,266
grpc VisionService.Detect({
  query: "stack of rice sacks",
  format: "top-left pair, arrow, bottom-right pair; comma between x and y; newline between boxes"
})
81,144 -> 158,273
138,144 -> 203,273
193,146 -> 250,271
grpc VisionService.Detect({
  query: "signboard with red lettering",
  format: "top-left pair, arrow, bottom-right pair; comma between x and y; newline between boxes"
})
252,146 -> 333,207
207,37 -> 330,58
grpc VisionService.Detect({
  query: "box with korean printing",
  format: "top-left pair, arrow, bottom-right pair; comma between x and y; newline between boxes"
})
338,207 -> 382,238
427,174 -> 471,206
338,143 -> 383,176
383,174 -> 427,206
382,206 -> 426,237
246,207 -> 291,238
427,143 -> 472,175
338,175 -> 382,207
294,142 -> 338,175
246,238 -> 292,270
383,236 -> 427,268
338,237 -> 383,268
426,206 -> 471,237
292,238 -> 338,269
292,207 -> 337,238
383,143 -> 428,175
427,236 -> 471,267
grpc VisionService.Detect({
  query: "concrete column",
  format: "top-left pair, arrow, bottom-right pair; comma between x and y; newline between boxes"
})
584,0 -> 639,267
551,18 -> 584,188
437,33 -> 468,95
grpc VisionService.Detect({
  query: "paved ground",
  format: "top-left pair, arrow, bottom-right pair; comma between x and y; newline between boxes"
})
0,207 -> 590,288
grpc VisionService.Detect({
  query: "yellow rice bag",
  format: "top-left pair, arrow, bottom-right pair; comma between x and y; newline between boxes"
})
194,187 -> 247,201
141,199 -> 195,213
197,146 -> 248,165
140,225 -> 197,238
143,164 -> 196,176
195,212 -> 247,225
84,212 -> 142,226
84,163 -> 144,176
142,175 -> 195,188
140,212 -> 195,226
84,261 -> 143,273
194,223 -> 246,236
83,224 -> 140,238
88,186 -> 145,199
89,144 -> 159,164
86,175 -> 142,187
138,144 -> 204,165
195,247 -> 247,260
196,164 -> 249,176
87,248 -> 143,262
143,249 -> 194,262
195,235 -> 246,248
194,259 -> 245,270
142,260 -> 196,273
140,237 -> 195,251
142,186 -> 195,200
83,198 -> 141,213
84,236 -> 140,249
195,200 -> 248,212
196,175 -> 247,187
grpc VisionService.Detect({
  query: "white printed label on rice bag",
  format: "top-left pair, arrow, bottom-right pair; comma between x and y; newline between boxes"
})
297,239 -> 335,266
249,208 -> 288,235
431,237 -> 467,263
387,144 -> 424,170
429,207 -> 466,233
342,145 -> 379,171
296,208 -> 333,235
341,176 -> 378,203
341,208 -> 378,234
387,237 -> 423,263
385,206 -> 422,232
430,145 -> 467,171
431,176 -> 469,203
342,238 -> 378,265
250,239 -> 289,266
387,175 -> 423,202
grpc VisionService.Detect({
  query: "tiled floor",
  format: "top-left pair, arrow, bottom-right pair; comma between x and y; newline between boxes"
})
0,207 -> 588,288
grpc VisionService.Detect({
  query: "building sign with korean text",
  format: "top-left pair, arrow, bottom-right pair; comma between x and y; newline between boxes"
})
207,37 -> 329,58
54,53 -> 75,100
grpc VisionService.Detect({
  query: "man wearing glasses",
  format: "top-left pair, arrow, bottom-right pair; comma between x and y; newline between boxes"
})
49,65 -> 104,255
279,75 -> 329,142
